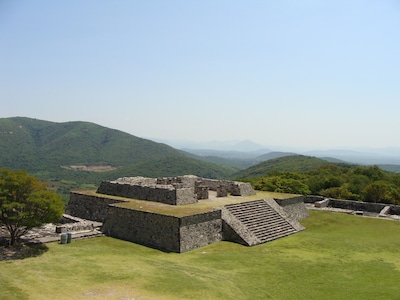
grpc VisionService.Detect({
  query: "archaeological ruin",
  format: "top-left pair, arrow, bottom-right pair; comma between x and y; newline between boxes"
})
66,175 -> 308,252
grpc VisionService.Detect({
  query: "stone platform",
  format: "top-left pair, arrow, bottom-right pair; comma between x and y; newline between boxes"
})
66,176 -> 308,252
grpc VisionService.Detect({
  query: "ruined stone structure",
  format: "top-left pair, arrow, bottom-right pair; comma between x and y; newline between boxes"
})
305,195 -> 400,218
66,175 -> 308,252
95,175 -> 256,205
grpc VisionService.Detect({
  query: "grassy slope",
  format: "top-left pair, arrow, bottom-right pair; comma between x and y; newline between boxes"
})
1,210 -> 399,299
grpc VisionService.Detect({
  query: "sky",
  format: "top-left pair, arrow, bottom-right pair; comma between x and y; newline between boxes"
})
1,1 -> 400,150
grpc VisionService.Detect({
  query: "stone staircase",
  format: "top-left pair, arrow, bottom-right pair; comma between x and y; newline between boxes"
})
222,199 -> 303,246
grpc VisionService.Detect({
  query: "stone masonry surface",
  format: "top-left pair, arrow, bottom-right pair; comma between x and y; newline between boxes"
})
96,175 -> 255,206
65,176 -> 308,252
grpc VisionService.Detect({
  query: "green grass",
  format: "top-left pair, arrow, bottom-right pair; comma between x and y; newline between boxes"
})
1,210 -> 400,299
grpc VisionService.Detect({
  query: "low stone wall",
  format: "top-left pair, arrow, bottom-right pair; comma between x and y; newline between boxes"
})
304,195 -> 325,203
199,178 -> 255,196
56,214 -> 102,233
97,181 -> 178,204
66,192 -> 127,222
328,199 -> 386,213
102,205 -> 222,253
96,177 -> 198,205
274,196 -> 309,222
305,195 -> 400,215
389,205 -> 400,215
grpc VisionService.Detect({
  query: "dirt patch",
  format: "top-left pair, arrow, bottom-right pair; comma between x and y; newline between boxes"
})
62,165 -> 117,172
0,243 -> 49,261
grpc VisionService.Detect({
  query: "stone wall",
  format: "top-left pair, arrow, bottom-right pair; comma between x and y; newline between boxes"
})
56,214 -> 102,233
179,211 -> 222,252
274,196 -> 309,222
97,181 -> 179,205
96,176 -> 198,205
66,192 -> 127,222
305,195 -> 400,215
102,205 -> 181,252
102,205 -> 223,253
328,199 -> 386,213
96,175 -> 255,205
304,195 -> 325,203
199,178 -> 255,196
175,187 -> 198,205
389,205 -> 400,215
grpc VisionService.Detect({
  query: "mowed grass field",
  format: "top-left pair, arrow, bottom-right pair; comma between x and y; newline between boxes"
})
1,210 -> 400,300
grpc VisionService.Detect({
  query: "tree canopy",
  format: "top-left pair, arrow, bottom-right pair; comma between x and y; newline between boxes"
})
242,165 -> 400,205
0,169 -> 64,245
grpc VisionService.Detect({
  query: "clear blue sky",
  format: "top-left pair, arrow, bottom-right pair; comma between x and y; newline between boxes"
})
1,1 -> 399,149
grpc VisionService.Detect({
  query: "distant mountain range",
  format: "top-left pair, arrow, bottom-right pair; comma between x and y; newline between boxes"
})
1,117 -> 400,191
154,138 -> 270,153
232,155 -> 354,179
164,139 -> 400,171
0,117 -> 236,184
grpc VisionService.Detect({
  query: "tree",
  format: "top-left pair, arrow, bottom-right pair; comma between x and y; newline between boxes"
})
362,181 -> 399,204
0,169 -> 64,246
254,172 -> 311,195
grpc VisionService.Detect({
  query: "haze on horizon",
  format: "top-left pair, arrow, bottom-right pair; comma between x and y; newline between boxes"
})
1,1 -> 399,150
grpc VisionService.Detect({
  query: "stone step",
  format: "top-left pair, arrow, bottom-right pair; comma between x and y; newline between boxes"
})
226,202 -> 270,210
244,219 -> 289,227
234,210 -> 283,220
248,221 -> 294,230
255,224 -> 296,233
229,205 -> 274,214
257,228 -> 296,239
252,225 -> 296,234
235,214 -> 281,222
223,199 -> 298,246
237,211 -> 277,216
258,232 -> 295,243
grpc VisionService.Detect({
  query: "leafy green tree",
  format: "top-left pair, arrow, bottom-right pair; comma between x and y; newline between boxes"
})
254,172 -> 311,195
320,186 -> 359,200
0,169 -> 64,246
347,174 -> 370,195
354,165 -> 385,181
362,181 -> 400,204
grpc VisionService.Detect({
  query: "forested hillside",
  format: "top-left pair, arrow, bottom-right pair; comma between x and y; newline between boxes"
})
236,155 -> 400,205
234,155 -> 350,178
0,117 -> 236,188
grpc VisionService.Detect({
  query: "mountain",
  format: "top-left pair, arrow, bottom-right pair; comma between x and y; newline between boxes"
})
234,155 -> 354,179
254,151 -> 296,161
156,138 -> 270,152
0,117 -> 236,184
304,149 -> 400,165
377,164 -> 400,173
182,150 -> 298,170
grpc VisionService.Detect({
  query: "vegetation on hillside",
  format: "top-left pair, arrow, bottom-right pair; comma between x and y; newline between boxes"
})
0,117 -> 237,198
237,156 -> 400,205
234,155 -> 353,177
3,118 -> 400,206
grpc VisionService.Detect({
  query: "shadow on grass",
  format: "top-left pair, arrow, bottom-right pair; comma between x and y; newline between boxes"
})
0,241 -> 49,261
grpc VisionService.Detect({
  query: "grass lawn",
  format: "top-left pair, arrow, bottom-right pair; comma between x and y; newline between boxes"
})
1,210 -> 400,299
